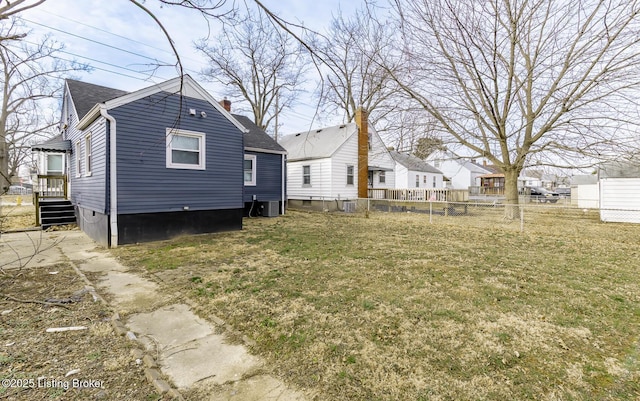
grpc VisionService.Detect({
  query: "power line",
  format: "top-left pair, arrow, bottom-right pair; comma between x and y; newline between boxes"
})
22,18 -> 168,64
11,40 -> 173,82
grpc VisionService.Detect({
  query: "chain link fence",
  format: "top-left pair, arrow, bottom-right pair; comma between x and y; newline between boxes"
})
290,198 -> 639,232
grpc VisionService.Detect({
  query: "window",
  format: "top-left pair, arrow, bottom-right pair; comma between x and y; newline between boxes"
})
346,165 -> 354,185
367,133 -> 372,150
46,154 -> 63,175
166,129 -> 206,170
302,165 -> 311,186
244,154 -> 256,186
379,171 -> 386,184
415,174 -> 420,187
75,140 -> 82,177
433,176 -> 437,188
84,134 -> 92,176
423,175 -> 427,184
434,160 -> 441,168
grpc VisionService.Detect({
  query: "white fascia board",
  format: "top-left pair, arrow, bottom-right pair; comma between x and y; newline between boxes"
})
244,146 -> 287,155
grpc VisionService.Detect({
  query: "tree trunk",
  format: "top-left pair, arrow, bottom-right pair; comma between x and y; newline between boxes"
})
503,168 -> 521,220
0,138 -> 9,194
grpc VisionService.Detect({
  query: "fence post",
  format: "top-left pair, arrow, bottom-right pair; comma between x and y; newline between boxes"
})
520,204 -> 524,232
34,192 -> 40,227
429,201 -> 433,224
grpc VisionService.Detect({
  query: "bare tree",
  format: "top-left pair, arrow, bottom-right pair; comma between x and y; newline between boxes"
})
383,0 -> 640,213
195,6 -> 309,134
0,18 -> 89,194
314,7 -> 400,131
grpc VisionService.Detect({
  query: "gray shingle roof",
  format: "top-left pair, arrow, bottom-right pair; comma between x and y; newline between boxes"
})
279,123 -> 356,161
390,151 -> 442,174
232,114 -> 286,153
66,79 -> 128,120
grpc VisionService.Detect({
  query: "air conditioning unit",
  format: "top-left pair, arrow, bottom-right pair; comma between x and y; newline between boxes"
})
263,201 -> 280,217
343,201 -> 356,213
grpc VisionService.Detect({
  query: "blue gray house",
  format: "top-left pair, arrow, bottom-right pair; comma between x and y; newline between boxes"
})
221,106 -> 286,217
52,75 -> 249,247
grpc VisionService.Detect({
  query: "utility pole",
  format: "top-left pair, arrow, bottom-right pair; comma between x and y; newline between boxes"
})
274,90 -> 279,142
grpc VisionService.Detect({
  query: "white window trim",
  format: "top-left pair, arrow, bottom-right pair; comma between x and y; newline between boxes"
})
302,165 -> 311,187
166,128 -> 206,170
84,133 -> 92,177
346,165 -> 354,186
244,154 -> 257,186
75,140 -> 82,177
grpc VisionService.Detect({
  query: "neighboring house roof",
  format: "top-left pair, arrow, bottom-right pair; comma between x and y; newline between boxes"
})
279,123 -> 355,161
31,134 -> 72,152
571,174 -> 598,185
599,160 -> 640,178
389,151 -> 442,174
232,114 -> 286,154
66,79 -> 128,120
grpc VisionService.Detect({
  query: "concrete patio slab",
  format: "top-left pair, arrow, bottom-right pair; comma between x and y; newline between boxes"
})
127,304 -> 213,349
162,334 -> 262,389
206,374 -> 307,401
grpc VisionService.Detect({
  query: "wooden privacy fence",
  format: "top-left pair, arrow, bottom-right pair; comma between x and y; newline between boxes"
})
368,188 -> 469,202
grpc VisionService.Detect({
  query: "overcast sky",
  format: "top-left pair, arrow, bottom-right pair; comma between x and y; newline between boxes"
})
20,0 -> 361,134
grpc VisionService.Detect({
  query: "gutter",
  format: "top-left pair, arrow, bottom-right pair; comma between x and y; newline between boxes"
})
100,106 -> 118,248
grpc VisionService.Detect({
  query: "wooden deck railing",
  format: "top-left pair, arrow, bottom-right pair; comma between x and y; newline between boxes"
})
36,175 -> 67,199
469,186 -> 505,196
368,188 -> 469,202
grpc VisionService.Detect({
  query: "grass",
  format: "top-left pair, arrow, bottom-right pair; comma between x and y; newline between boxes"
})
113,209 -> 640,401
0,195 -> 36,231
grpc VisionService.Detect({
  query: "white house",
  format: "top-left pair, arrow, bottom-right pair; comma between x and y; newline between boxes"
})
598,162 -> 640,223
570,174 -> 599,209
279,111 -> 395,210
426,150 -> 492,189
389,151 -> 444,189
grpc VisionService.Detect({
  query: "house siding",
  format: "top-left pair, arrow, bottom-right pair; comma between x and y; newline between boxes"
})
330,134 -> 358,199
64,93 -> 108,214
287,158 -> 332,199
243,151 -> 283,203
109,92 -> 244,215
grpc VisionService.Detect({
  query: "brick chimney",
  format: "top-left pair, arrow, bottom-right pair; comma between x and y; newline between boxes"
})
219,98 -> 231,112
355,108 -> 369,199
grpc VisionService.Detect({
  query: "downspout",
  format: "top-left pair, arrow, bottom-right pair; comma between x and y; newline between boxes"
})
100,106 -> 118,248
281,154 -> 286,215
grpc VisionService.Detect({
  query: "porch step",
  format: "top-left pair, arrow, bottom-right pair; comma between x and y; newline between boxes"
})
39,199 -> 76,229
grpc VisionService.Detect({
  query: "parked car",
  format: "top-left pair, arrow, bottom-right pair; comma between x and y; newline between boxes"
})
528,187 -> 559,203
554,187 -> 571,198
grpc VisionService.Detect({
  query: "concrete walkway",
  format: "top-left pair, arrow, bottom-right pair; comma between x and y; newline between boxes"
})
0,230 -> 306,400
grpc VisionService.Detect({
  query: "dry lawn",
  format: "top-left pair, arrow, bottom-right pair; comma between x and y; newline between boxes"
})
1,196 -> 37,232
113,209 -> 640,401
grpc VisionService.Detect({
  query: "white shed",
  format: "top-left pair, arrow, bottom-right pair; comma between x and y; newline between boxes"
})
599,162 -> 640,223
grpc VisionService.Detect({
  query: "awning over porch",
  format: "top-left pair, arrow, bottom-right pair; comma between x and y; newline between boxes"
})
31,134 -> 72,153
368,165 -> 394,172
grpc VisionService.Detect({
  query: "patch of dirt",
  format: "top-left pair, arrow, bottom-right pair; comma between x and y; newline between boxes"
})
0,204 -> 37,232
0,263 -> 162,400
